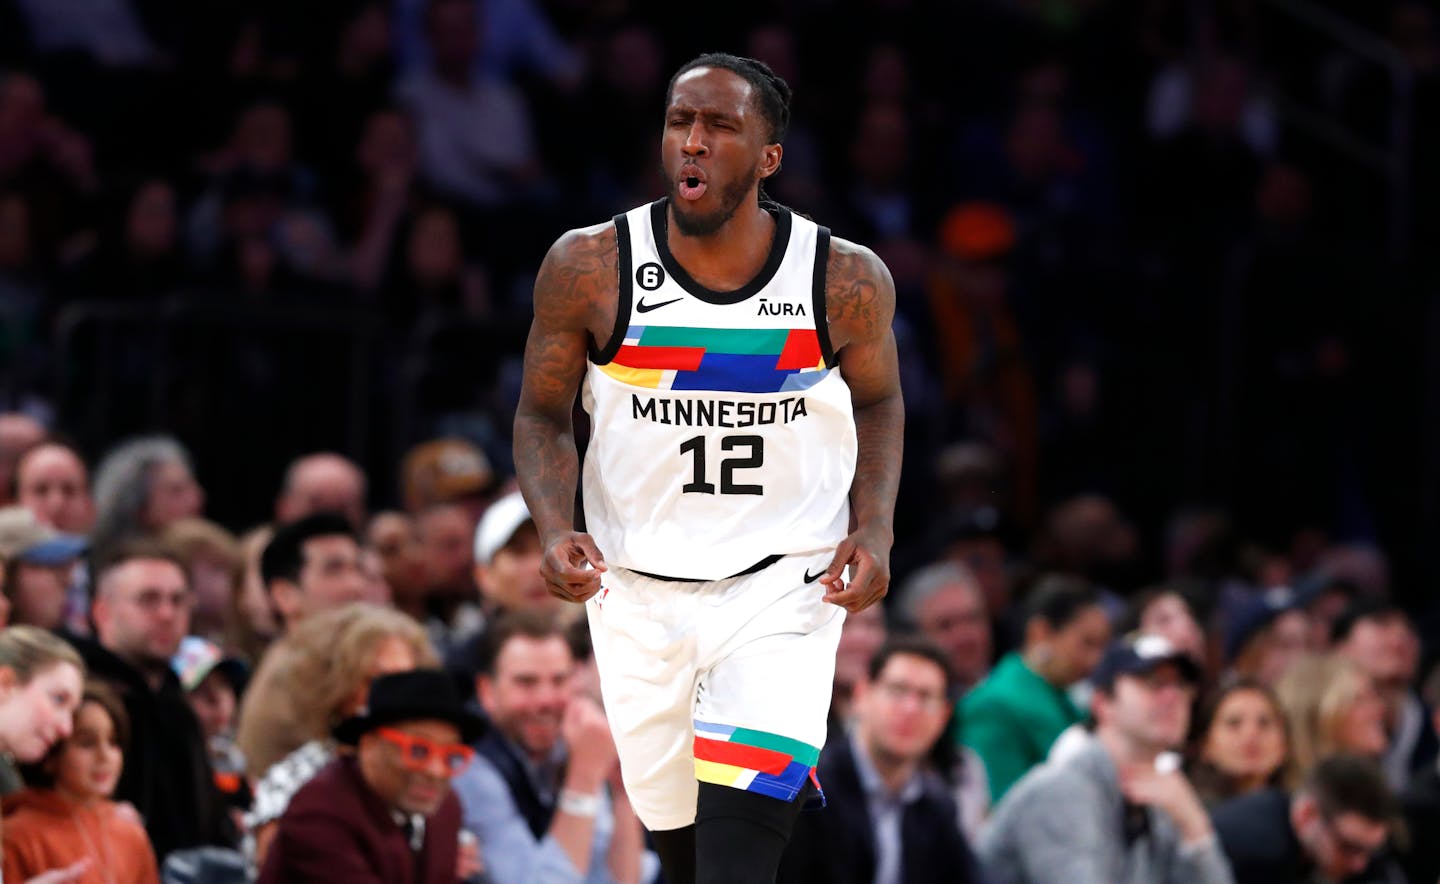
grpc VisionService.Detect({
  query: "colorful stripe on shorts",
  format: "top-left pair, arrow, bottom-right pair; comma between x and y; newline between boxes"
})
692,720 -> 821,802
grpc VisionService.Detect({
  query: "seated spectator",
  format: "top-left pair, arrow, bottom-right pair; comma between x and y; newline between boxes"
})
90,437 -> 204,561
13,441 -> 96,636
894,561 -> 992,694
779,636 -> 982,884
445,491 -> 577,694
274,453 -> 367,532
1123,586 -> 1208,674
0,415 -> 46,508
1331,598 -> 1436,789
260,513 -> 367,631
979,634 -> 1230,883
13,440 -> 93,534
1400,666 -> 1440,884
0,507 -> 86,631
1225,588 -> 1314,686
957,576 -> 1110,802
1294,576 -> 1360,650
238,603 -> 434,867
1187,677 -> 1291,806
0,626 -> 85,768
226,525 -> 278,666
400,438 -> 498,523
472,491 -> 551,619
258,669 -> 484,883
366,511 -> 429,622
161,518 -> 243,646
1212,754 -> 1400,884
73,542 -> 235,860
171,636 -> 248,808
452,610 -> 651,884
1276,655 -> 1388,782
2,682 -> 159,883
418,502 -> 484,647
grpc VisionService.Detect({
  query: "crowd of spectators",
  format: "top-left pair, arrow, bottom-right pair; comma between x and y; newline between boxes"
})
3,0 -> 1440,882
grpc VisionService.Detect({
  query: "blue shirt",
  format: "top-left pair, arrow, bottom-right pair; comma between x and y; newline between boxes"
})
451,738 -> 656,884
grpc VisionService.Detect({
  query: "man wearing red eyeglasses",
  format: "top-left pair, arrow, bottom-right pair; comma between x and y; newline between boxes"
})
258,669 -> 487,884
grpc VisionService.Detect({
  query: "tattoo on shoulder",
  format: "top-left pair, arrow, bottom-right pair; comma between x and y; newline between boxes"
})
826,239 -> 894,343
535,225 -> 619,324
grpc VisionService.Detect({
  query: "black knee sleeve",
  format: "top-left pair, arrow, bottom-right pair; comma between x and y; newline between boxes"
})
651,824 -> 696,884
694,782 -> 808,884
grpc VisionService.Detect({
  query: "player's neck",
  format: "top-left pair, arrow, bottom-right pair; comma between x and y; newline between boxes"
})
666,200 -> 774,289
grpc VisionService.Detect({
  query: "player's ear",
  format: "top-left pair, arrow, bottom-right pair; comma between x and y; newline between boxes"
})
759,143 -> 783,180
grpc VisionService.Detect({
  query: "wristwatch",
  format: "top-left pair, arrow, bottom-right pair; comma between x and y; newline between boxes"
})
558,789 -> 602,818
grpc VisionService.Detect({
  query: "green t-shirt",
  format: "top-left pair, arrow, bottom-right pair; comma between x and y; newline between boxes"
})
956,651 -> 1082,803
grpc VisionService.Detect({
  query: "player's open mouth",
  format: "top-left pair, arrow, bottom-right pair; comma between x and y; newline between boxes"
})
678,165 -> 707,200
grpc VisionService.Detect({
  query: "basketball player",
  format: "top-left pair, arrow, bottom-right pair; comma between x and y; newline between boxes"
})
514,53 -> 903,884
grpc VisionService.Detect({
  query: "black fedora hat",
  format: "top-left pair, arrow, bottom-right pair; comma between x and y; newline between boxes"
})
333,669 -> 487,745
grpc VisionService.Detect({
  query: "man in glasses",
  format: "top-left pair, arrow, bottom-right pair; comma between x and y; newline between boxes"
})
73,540 -> 236,861
260,669 -> 486,883
1213,754 -> 1400,883
778,636 -> 981,884
979,633 -> 1233,883
452,610 -> 652,884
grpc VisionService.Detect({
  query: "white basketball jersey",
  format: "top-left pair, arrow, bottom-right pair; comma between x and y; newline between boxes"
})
580,199 -> 857,580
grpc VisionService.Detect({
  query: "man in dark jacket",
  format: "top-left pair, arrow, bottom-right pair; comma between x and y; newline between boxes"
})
1212,754 -> 1402,884
78,541 -> 235,860
258,669 -> 486,884
778,636 -> 981,884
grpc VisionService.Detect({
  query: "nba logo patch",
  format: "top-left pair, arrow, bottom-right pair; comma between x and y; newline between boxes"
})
596,585 -> 610,608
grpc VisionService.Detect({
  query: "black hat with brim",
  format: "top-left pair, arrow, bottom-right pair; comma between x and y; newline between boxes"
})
1093,633 -> 1202,691
333,669 -> 487,746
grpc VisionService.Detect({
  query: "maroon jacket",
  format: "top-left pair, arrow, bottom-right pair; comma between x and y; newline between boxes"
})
257,756 -> 461,884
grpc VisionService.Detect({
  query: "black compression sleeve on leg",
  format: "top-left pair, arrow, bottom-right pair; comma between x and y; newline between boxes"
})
651,824 -> 697,884
694,782 -> 808,884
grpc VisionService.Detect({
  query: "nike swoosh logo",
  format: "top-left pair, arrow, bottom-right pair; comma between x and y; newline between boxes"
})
803,568 -> 827,584
636,297 -> 682,313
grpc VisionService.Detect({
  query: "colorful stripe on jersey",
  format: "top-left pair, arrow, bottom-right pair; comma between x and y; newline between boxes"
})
599,325 -> 829,394
692,720 -> 820,801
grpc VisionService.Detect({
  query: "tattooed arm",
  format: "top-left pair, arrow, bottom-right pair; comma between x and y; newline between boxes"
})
814,237 -> 904,612
514,224 -> 617,602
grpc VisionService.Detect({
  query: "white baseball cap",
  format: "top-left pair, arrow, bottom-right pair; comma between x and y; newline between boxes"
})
473,491 -> 534,565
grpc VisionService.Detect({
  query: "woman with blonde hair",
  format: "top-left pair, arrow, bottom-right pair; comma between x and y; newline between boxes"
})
235,603 -> 435,867
1275,653 -> 1389,785
0,627 -> 85,765
0,626 -> 87,882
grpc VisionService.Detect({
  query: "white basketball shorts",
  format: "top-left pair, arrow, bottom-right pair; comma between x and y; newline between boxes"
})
585,549 -> 846,831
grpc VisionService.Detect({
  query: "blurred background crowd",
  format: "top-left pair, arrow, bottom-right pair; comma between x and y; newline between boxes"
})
2,0 -> 1440,881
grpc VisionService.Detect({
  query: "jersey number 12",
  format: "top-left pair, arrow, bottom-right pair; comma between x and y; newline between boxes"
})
680,435 -> 764,495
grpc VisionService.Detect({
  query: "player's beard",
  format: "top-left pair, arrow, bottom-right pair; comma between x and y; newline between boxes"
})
664,163 -> 758,237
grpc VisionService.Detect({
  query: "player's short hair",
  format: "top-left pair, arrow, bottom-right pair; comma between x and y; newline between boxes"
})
666,52 -> 792,145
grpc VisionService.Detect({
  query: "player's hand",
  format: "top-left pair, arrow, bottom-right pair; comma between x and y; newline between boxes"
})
541,531 -> 607,603
818,525 -> 892,612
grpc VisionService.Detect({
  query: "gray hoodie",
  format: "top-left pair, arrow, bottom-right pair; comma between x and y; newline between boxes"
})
979,740 -> 1234,884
